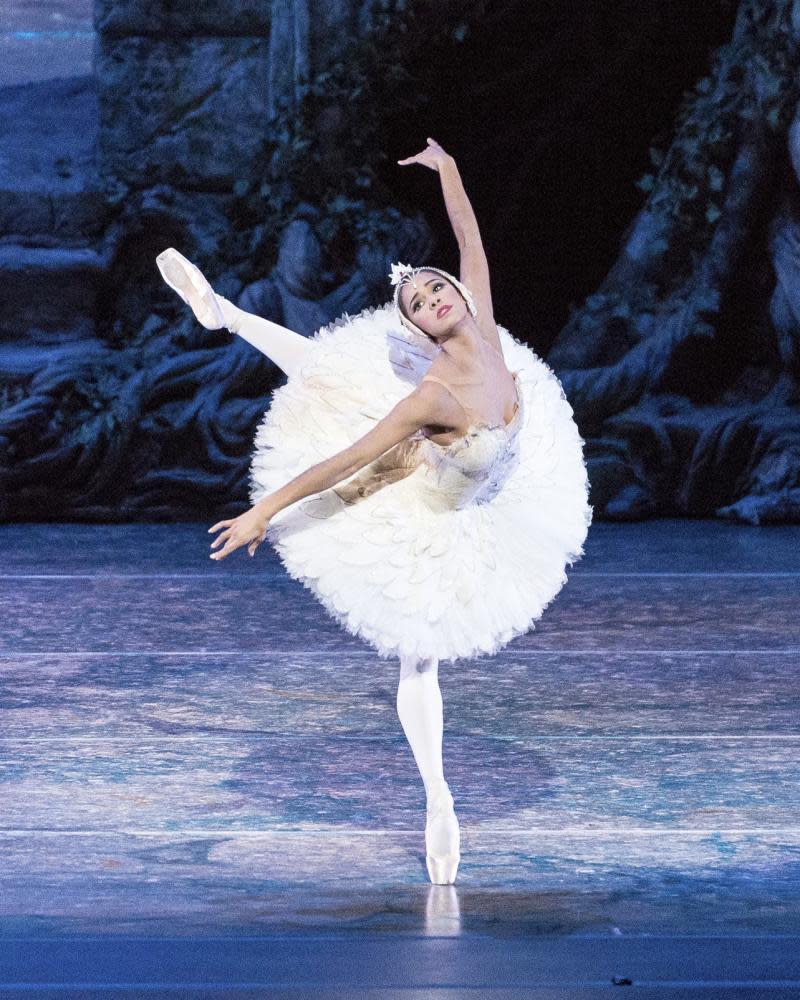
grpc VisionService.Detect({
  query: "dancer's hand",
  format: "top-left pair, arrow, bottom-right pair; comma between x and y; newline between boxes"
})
397,137 -> 453,172
208,505 -> 271,560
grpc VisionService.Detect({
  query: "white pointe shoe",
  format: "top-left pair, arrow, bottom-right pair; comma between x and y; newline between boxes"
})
425,778 -> 461,885
155,247 -> 226,330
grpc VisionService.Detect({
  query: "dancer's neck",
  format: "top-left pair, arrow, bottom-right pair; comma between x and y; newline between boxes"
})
435,317 -> 484,360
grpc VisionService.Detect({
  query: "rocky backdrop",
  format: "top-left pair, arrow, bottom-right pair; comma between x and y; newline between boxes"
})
0,0 -> 798,524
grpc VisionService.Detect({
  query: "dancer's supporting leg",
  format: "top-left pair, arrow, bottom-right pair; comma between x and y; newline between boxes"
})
397,654 -> 445,794
397,653 -> 460,883
216,296 -> 315,380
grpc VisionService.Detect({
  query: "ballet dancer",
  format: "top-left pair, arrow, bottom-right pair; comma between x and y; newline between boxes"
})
156,137 -> 593,885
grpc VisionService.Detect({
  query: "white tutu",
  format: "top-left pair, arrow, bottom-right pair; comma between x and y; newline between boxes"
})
249,303 -> 593,662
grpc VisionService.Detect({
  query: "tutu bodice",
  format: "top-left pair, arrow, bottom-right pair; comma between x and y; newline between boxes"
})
410,370 -> 524,511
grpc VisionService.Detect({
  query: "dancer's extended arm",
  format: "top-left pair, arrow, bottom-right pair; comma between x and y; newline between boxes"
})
208,381 -> 449,560
217,296 -> 314,380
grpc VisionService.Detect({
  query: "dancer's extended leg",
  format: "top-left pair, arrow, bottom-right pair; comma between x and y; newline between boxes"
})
216,296 -> 314,380
155,247 -> 313,379
397,654 -> 445,793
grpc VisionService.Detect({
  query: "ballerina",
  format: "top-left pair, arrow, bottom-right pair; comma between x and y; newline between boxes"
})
156,137 -> 593,885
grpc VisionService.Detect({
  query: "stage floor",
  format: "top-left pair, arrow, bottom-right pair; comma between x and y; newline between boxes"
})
1,518 -> 799,996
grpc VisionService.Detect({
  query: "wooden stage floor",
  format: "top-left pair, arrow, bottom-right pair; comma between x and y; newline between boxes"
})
0,518 -> 798,996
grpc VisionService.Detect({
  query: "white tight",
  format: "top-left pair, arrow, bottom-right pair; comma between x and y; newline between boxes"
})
220,294 -> 447,798
217,295 -> 315,380
397,654 -> 446,795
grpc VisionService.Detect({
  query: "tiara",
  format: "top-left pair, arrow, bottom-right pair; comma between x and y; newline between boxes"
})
388,262 -> 419,287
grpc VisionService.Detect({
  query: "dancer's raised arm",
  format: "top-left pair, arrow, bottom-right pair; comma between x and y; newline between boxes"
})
398,138 -> 496,339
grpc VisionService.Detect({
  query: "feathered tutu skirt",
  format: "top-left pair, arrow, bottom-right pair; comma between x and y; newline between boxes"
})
249,303 -> 593,662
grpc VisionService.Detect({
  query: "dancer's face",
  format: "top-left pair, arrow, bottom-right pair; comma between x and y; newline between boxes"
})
400,271 -> 467,340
